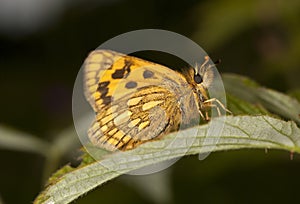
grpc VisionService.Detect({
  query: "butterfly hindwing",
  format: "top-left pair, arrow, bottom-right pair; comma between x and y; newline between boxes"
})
88,85 -> 183,151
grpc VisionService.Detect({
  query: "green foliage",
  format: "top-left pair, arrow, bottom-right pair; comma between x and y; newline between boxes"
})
223,74 -> 300,125
1,73 -> 299,204
30,74 -> 300,204
34,115 -> 300,204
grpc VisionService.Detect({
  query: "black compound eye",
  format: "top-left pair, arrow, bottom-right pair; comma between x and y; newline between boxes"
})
194,74 -> 203,84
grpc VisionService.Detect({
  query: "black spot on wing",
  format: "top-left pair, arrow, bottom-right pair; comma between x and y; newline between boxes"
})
96,81 -> 112,106
97,81 -> 109,95
98,81 -> 110,95
111,59 -> 133,79
112,69 -> 126,79
125,81 -> 137,89
143,70 -> 154,78
98,81 -> 110,88
101,96 -> 112,105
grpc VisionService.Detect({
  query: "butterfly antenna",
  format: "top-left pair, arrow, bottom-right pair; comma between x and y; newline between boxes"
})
214,59 -> 221,65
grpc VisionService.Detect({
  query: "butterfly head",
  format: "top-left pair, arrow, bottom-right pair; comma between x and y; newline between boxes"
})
192,56 -> 216,101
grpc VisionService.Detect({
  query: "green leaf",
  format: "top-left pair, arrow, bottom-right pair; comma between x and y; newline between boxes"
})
34,115 -> 300,204
0,125 -> 49,156
226,93 -> 269,115
288,89 -> 300,103
223,74 -> 300,125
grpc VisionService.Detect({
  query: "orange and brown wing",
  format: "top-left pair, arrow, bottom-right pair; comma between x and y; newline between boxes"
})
84,50 -> 160,112
83,49 -> 197,151
88,85 -> 183,151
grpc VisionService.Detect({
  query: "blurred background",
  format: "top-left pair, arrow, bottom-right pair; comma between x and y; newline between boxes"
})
0,0 -> 300,203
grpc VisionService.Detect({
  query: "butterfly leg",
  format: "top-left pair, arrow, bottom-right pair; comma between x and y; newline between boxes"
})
209,103 -> 222,116
205,111 -> 210,121
202,103 -> 220,121
198,108 -> 212,121
198,109 -> 206,120
198,104 -> 219,121
203,98 -> 232,116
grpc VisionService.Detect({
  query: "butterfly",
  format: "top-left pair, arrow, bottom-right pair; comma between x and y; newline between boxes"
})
83,50 -> 228,151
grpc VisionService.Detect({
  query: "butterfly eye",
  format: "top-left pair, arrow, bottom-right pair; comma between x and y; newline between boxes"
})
194,74 -> 203,84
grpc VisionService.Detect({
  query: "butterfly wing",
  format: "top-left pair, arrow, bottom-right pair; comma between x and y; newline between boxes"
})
84,50 -> 199,151
88,85 -> 184,151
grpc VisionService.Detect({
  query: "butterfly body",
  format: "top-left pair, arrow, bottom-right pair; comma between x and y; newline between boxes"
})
84,50 -> 217,151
